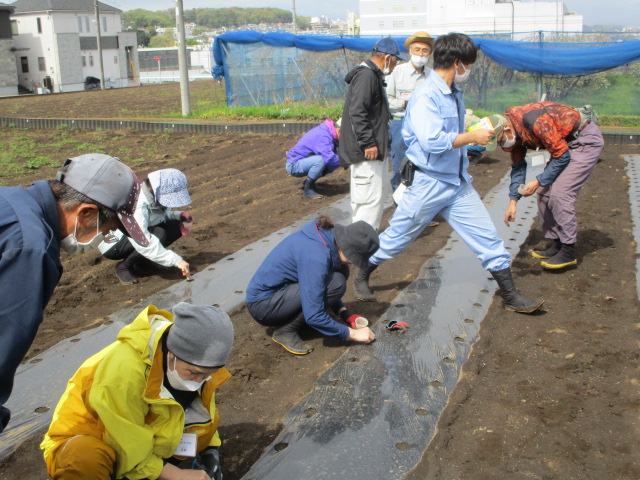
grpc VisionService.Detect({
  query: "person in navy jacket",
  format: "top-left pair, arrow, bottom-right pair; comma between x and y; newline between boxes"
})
0,153 -> 148,434
246,215 -> 378,355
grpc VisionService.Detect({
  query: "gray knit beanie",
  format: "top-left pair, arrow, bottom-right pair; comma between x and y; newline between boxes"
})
167,302 -> 234,368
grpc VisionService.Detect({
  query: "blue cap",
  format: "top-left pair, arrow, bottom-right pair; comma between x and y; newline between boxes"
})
373,37 -> 407,61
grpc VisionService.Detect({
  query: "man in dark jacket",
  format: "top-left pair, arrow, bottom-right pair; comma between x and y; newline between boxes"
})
0,153 -> 148,434
339,37 -> 405,230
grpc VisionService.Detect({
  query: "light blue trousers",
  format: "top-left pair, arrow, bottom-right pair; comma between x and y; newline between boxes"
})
370,170 -> 511,272
286,155 -> 326,181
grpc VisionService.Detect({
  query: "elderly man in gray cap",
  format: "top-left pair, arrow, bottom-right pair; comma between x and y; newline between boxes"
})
0,153 -> 148,434
42,302 -> 234,480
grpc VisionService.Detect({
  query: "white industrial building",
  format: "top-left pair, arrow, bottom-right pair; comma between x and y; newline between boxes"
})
359,0 -> 583,37
10,0 -> 139,93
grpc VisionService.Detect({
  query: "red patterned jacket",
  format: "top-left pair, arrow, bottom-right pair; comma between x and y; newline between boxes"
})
504,102 -> 581,163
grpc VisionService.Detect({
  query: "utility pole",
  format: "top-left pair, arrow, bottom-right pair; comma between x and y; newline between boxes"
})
175,0 -> 191,116
94,0 -> 105,90
292,0 -> 297,34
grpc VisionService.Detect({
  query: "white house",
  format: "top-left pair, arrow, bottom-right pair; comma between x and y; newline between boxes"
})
0,2 -> 18,96
359,0 -> 583,38
10,0 -> 139,93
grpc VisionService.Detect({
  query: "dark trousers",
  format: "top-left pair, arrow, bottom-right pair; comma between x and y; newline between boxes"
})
103,220 -> 182,261
247,270 -> 348,327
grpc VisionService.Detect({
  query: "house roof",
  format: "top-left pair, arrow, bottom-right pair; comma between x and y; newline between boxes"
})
0,2 -> 16,12
11,0 -> 121,14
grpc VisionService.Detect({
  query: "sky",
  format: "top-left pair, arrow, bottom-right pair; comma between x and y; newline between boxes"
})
108,0 -> 640,27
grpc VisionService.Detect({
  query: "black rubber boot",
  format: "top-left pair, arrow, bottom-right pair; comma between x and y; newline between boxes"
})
531,239 -> 561,259
271,312 -> 313,355
490,267 -> 544,314
303,179 -> 323,199
115,251 -> 143,285
354,262 -> 378,302
541,243 -> 577,270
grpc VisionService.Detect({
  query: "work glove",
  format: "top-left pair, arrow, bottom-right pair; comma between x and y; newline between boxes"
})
193,447 -> 222,480
340,310 -> 369,329
180,212 -> 195,236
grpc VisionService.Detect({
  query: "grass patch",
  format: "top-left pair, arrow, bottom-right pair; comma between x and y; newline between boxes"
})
189,101 -> 343,122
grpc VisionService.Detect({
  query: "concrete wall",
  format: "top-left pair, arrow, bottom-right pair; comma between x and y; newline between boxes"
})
359,0 -> 583,36
0,38 -> 18,96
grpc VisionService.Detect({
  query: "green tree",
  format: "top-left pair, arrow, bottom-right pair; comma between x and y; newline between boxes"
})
297,16 -> 311,31
122,9 -> 172,28
149,31 -> 176,48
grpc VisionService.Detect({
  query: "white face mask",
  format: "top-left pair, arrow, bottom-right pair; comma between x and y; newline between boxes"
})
60,215 -> 104,255
166,354 -> 206,392
382,56 -> 391,76
454,63 -> 471,83
411,55 -> 429,68
500,129 -> 517,149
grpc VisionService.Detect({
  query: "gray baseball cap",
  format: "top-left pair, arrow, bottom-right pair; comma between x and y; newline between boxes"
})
55,153 -> 149,246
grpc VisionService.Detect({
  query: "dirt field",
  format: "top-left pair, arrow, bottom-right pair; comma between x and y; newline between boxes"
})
0,84 -> 638,480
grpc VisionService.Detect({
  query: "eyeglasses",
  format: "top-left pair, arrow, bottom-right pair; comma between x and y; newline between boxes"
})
410,47 -> 431,55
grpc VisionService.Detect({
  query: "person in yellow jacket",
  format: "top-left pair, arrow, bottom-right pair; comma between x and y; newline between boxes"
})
41,302 -> 234,480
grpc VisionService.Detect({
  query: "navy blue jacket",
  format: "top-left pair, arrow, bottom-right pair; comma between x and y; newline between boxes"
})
246,220 -> 349,340
0,181 -> 62,431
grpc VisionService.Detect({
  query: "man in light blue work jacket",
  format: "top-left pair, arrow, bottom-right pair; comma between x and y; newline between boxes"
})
352,33 -> 544,314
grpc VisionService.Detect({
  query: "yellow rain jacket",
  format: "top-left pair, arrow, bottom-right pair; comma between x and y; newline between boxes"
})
41,305 -> 231,480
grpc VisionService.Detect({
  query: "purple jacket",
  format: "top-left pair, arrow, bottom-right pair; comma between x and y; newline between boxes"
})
286,120 -> 340,172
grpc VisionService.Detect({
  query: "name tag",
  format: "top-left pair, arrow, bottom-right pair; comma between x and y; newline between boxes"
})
531,154 -> 545,167
173,433 -> 197,457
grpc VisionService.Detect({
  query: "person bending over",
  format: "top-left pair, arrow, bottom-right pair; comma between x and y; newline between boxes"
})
494,102 -> 604,270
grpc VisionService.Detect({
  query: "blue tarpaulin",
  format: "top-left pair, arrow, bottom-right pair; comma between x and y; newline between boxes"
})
474,37 -> 640,75
211,31 -> 640,107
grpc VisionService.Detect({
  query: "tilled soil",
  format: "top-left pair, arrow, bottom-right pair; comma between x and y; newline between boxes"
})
0,84 -> 637,480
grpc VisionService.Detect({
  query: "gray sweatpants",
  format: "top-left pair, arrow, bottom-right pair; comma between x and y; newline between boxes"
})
247,270 -> 347,327
536,122 -> 604,244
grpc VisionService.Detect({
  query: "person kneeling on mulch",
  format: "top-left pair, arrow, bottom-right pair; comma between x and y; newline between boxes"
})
245,214 -> 378,355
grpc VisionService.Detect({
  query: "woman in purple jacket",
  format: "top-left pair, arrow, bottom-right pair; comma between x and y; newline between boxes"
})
285,119 -> 341,199
246,215 -> 378,355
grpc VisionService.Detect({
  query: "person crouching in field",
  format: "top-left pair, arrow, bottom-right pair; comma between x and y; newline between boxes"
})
245,214 -> 378,355
494,102 -> 604,270
99,168 -> 194,284
285,118 -> 342,199
41,303 -> 233,480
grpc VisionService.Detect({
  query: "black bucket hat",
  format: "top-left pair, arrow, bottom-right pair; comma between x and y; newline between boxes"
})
334,221 -> 379,270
